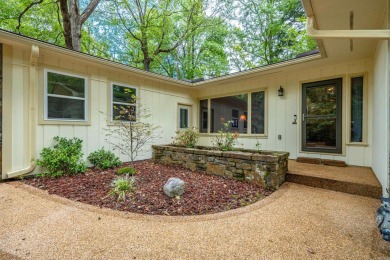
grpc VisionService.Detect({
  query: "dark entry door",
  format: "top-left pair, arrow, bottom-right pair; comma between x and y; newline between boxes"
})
302,78 -> 342,154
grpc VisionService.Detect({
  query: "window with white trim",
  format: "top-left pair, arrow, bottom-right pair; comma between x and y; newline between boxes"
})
178,105 -> 191,129
111,83 -> 137,121
44,69 -> 87,121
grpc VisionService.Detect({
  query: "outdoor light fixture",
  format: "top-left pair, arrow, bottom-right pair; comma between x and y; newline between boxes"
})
278,86 -> 284,97
240,114 -> 247,121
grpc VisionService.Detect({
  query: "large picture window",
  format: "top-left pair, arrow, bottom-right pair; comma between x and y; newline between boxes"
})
200,91 -> 265,134
111,83 -> 137,121
44,69 -> 87,121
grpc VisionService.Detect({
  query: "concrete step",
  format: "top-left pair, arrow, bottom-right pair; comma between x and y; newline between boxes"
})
285,171 -> 382,198
286,160 -> 382,199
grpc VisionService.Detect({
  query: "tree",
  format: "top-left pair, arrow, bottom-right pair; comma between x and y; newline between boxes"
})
0,0 -> 101,51
58,0 -> 101,51
109,0 -> 219,72
224,0 -> 316,70
158,16 -> 230,80
105,96 -> 161,168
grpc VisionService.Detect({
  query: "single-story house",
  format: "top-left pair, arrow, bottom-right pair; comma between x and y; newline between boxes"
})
0,0 -> 389,201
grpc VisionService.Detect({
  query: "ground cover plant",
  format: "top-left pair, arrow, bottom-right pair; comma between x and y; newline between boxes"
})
25,160 -> 272,216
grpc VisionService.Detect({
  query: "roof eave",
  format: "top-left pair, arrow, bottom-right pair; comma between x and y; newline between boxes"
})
0,30 -> 193,88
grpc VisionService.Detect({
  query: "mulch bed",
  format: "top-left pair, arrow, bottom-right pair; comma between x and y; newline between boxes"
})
24,160 -> 273,216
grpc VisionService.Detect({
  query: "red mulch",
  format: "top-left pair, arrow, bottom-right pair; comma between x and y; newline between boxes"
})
24,160 -> 273,216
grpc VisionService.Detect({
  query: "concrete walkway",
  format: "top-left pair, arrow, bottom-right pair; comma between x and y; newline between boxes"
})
0,181 -> 389,259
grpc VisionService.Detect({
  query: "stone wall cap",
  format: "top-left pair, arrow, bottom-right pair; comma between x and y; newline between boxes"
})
222,151 -> 252,160
251,154 -> 278,162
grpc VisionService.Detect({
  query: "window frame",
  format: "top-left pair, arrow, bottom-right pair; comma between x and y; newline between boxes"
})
346,74 -> 368,146
110,82 -> 138,122
43,68 -> 88,122
198,89 -> 267,136
177,104 -> 192,130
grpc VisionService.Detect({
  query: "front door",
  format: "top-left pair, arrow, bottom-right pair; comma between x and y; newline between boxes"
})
302,78 -> 342,154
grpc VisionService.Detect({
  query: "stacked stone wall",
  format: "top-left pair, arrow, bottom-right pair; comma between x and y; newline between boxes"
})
152,145 -> 289,189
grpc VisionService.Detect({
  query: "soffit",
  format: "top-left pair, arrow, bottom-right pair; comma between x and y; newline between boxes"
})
309,0 -> 387,61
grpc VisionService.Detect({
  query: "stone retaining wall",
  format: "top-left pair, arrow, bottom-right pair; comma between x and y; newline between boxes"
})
152,145 -> 289,189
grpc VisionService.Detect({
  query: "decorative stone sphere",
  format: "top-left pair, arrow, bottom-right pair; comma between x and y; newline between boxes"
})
163,178 -> 185,198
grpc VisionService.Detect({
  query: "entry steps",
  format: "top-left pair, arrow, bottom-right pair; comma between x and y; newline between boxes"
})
286,160 -> 382,199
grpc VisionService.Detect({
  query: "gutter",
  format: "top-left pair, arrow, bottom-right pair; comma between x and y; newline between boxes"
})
0,30 -> 193,88
6,45 -> 38,178
306,16 -> 390,39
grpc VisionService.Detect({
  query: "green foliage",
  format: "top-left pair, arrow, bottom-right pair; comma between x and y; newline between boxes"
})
87,148 -> 122,170
109,175 -> 136,201
212,121 -> 239,151
172,127 -> 199,148
36,136 -> 87,178
116,167 -> 137,176
0,0 -> 317,78
224,0 -> 317,71
255,139 -> 262,152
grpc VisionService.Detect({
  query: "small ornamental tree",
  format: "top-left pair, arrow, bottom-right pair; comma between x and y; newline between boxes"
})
105,96 -> 160,168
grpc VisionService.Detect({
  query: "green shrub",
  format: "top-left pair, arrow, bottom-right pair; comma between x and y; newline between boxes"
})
212,121 -> 239,151
109,175 -> 136,201
172,127 -> 199,148
36,136 -> 87,178
87,148 -> 122,169
116,166 -> 137,176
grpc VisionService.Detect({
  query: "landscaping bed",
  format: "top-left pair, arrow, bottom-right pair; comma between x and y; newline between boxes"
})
24,160 -> 273,216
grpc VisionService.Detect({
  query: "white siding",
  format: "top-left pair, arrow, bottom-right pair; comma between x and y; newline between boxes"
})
2,44 -> 197,176
371,39 -> 389,195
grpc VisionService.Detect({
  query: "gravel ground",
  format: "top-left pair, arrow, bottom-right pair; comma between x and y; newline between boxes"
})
0,181 -> 389,259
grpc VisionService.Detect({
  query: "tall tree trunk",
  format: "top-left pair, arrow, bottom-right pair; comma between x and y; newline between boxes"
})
58,0 -> 100,51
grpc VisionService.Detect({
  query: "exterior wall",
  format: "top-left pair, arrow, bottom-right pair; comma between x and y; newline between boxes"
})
371,39 -> 389,195
196,59 -> 372,167
1,43 -> 197,178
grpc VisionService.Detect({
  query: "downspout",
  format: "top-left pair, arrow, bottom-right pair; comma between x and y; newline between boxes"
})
6,45 -> 38,178
306,16 -> 390,39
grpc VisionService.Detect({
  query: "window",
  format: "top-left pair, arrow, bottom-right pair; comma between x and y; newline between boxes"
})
251,91 -> 265,134
232,109 -> 239,128
199,99 -> 208,133
111,83 -> 137,121
350,76 -> 364,142
44,69 -> 87,121
178,105 -> 191,129
200,91 -> 265,134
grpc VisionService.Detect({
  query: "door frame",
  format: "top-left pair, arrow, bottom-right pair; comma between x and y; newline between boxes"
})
301,78 -> 343,154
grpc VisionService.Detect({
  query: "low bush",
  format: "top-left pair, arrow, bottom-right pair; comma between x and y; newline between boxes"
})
109,175 -> 136,201
212,122 -> 239,151
87,148 -> 122,169
36,136 -> 87,178
172,127 -> 199,148
116,166 -> 137,176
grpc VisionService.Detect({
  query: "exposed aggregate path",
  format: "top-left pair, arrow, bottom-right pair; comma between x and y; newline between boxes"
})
0,181 -> 389,259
